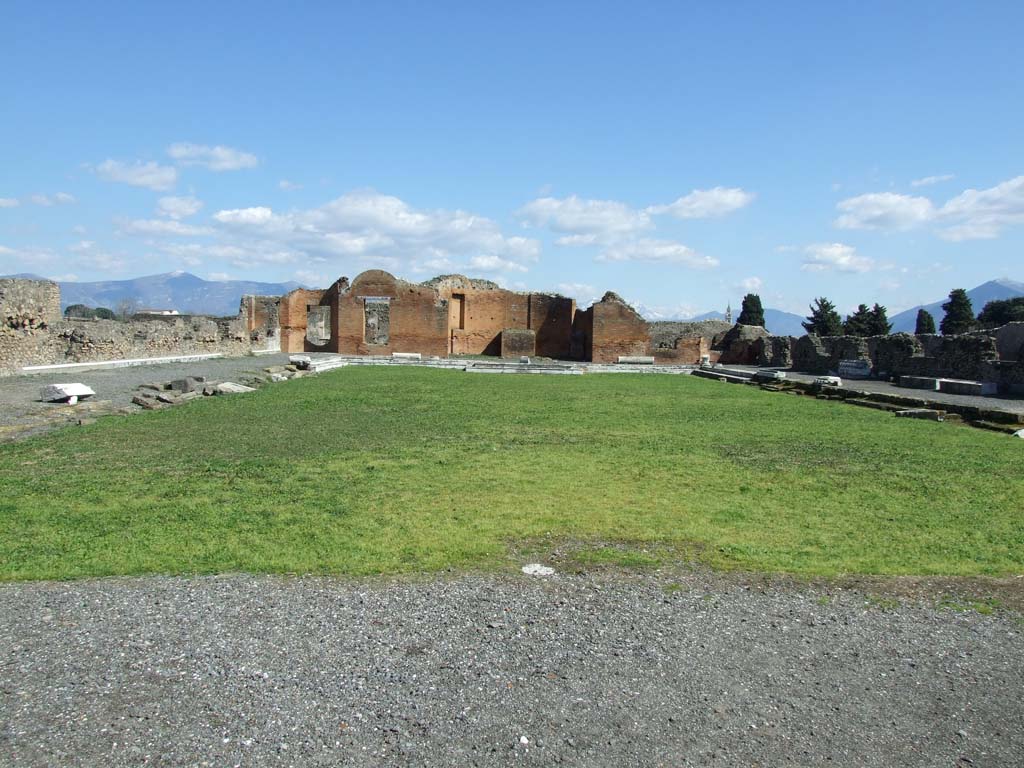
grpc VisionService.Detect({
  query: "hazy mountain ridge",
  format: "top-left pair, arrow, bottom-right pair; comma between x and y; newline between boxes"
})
1,272 -> 304,316
889,279 -> 1024,332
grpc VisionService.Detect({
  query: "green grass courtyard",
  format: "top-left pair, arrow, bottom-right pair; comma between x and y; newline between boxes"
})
1,366 -> 1021,580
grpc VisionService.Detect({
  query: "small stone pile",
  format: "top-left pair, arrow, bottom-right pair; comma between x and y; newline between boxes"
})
130,364 -> 311,411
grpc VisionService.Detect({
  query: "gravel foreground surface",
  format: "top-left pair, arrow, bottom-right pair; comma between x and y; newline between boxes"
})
1,571 -> 1022,767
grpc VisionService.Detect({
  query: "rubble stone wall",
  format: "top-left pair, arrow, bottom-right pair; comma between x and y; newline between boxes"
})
0,278 -> 280,376
500,328 -> 536,358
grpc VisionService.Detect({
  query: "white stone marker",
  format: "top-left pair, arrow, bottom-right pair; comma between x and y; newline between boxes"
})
521,563 -> 555,576
40,383 -> 95,404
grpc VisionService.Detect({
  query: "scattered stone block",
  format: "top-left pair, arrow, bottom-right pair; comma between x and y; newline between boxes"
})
131,395 -> 162,410
169,376 -> 204,393
617,356 -> 655,365
178,391 -> 202,402
753,370 -> 786,382
1013,429 -> 1024,439
215,382 -> 256,395
813,376 -> 842,387
937,379 -> 998,396
156,392 -> 180,404
138,382 -> 163,391
392,352 -> 422,360
285,364 -> 298,372
520,356 -> 531,364
289,354 -> 312,369
264,365 -> 288,374
40,383 -> 95,405
899,375 -> 940,391
895,408 -> 945,421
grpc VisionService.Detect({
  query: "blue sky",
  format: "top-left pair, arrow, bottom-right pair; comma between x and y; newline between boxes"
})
2,1 -> 1022,318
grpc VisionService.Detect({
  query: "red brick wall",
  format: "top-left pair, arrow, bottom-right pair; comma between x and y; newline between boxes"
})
530,294 -> 576,358
278,288 -> 326,353
652,336 -> 706,364
329,271 -> 449,357
590,300 -> 650,363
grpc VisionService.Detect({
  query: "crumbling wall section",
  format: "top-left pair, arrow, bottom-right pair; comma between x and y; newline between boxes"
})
754,336 -> 794,367
279,288 -> 327,353
589,292 -> 649,363
715,324 -> 770,365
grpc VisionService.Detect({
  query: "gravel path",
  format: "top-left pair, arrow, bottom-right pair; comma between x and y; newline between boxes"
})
2,571 -> 1021,766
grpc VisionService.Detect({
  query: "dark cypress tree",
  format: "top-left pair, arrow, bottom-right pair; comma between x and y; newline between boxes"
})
802,297 -> 843,336
977,297 -> 1024,328
914,308 -> 936,335
736,293 -> 765,327
940,289 -> 976,335
867,303 -> 892,336
843,304 -> 873,336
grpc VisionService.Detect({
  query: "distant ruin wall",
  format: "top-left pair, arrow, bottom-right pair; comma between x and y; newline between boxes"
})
790,331 -> 1020,391
0,278 -> 279,376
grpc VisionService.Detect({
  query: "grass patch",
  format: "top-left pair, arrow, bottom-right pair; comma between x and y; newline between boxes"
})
0,366 -> 1022,580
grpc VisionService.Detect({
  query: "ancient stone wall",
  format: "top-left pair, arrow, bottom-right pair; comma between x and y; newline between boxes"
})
589,292 -> 650,363
791,331 -> 1002,383
715,324 -> 770,365
500,328 -> 536,358
754,336 -> 794,368
651,336 -> 706,364
0,278 -> 281,376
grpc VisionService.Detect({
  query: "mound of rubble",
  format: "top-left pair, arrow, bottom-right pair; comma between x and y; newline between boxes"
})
129,364 -> 312,410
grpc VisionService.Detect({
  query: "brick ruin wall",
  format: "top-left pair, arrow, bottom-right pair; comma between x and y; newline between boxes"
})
500,328 -> 536,358
0,278 -> 280,376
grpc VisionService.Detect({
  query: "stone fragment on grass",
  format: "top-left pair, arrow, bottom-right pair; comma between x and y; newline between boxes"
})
215,382 -> 256,395
169,376 -> 204,393
1013,429 -> 1024,439
40,383 -> 95,405
131,395 -> 163,410
521,563 -> 555,577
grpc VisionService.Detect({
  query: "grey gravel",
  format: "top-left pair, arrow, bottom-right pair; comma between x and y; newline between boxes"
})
2,572 -> 1022,766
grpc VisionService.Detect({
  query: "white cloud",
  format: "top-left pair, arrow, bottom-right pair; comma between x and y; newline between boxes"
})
213,206 -> 277,227
556,282 -> 596,297
518,195 -> 651,238
936,175 -> 1024,241
0,198 -> 19,208
121,219 -> 214,236
295,269 -> 327,286
208,271 -> 233,281
647,187 -> 755,219
167,143 -> 258,171
835,175 -> 1024,241
596,238 -> 718,269
279,179 -> 302,191
910,174 -> 955,187
834,192 -> 935,230
156,195 -> 203,219
738,276 -> 763,292
468,255 -> 528,273
211,190 -> 540,273
29,192 -> 76,206
801,243 -> 874,273
96,159 -> 178,191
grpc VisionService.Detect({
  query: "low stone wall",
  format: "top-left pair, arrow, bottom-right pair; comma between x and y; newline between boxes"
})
0,278 -> 280,376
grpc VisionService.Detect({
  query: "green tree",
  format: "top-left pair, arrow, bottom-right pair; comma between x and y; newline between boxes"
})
977,297 -> 1024,328
94,307 -> 116,320
843,304 -> 873,336
63,303 -> 94,319
802,297 -> 843,336
867,303 -> 892,336
736,293 -> 765,326
940,289 -> 976,335
914,308 -> 936,334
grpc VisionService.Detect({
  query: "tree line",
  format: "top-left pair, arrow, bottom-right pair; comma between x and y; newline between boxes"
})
735,290 -> 1024,338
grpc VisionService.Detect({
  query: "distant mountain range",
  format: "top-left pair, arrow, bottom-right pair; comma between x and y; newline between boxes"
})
1,271 -> 303,316
889,278 -> 1024,332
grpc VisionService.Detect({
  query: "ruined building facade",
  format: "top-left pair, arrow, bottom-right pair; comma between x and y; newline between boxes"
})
276,270 -> 660,364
